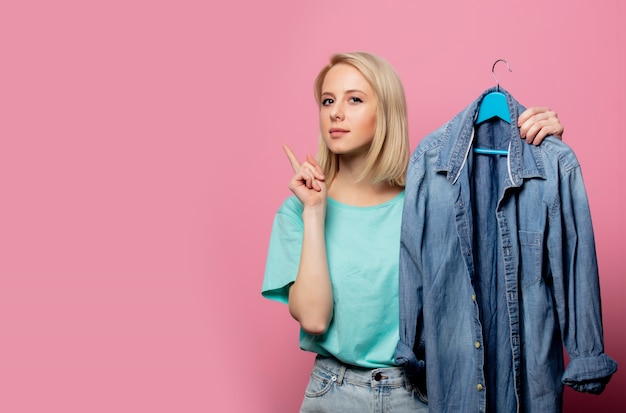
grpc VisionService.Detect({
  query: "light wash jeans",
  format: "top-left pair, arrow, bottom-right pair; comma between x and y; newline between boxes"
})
300,356 -> 428,413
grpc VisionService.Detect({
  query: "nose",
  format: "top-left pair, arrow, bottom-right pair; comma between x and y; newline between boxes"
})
330,103 -> 344,121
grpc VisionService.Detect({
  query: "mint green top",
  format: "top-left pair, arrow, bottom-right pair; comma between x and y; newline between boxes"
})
262,192 -> 404,368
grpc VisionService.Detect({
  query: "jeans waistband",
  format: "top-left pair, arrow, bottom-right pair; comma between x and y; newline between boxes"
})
313,356 -> 412,390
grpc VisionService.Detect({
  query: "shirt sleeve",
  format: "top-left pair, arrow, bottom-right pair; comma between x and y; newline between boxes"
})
547,161 -> 618,394
261,196 -> 304,304
395,157 -> 427,380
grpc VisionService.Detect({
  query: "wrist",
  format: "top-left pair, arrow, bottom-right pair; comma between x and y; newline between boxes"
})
302,204 -> 326,221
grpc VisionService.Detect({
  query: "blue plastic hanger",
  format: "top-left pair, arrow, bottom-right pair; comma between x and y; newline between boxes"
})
474,59 -> 512,155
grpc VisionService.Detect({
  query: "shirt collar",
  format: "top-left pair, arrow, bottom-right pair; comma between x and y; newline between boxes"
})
435,87 -> 547,186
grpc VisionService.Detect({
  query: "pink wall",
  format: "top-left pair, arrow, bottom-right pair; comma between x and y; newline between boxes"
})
0,0 -> 623,411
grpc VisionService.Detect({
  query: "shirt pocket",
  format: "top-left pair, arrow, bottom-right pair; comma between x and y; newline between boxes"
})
518,230 -> 544,287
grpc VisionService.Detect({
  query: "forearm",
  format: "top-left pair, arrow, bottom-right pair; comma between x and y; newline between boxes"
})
288,207 -> 334,335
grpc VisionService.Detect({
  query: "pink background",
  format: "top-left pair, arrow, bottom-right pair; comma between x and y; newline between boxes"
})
0,0 -> 623,411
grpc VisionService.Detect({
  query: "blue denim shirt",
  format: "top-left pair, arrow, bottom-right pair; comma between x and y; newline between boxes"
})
396,88 -> 617,413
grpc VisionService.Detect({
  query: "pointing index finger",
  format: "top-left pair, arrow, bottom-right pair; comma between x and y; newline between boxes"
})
283,144 -> 301,172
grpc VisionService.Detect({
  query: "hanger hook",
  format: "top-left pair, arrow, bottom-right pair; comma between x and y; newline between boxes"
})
491,59 -> 512,91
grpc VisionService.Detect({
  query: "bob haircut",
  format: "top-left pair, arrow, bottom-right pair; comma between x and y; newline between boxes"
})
313,52 -> 410,187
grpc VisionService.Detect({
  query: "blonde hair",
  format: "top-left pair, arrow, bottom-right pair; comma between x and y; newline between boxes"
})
314,52 -> 410,187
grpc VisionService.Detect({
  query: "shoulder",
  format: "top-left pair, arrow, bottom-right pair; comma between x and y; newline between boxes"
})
276,195 -> 303,218
409,122 -> 452,171
533,136 -> 581,174
270,195 -> 304,233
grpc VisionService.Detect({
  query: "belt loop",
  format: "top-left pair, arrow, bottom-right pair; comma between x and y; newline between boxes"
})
335,361 -> 347,386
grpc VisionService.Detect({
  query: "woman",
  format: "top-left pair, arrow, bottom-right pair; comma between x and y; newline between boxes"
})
262,52 -> 563,412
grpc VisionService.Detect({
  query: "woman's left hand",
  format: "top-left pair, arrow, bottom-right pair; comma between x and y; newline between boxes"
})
518,107 -> 564,145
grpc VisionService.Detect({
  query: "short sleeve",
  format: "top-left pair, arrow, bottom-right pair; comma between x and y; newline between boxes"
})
261,196 -> 304,304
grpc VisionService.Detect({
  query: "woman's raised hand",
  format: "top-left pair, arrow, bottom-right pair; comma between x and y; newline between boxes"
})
518,107 -> 564,145
283,145 -> 327,209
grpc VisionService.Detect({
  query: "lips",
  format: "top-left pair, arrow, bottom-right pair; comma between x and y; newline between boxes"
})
329,128 -> 349,137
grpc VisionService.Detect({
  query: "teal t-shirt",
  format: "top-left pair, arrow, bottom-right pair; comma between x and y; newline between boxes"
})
262,191 -> 404,368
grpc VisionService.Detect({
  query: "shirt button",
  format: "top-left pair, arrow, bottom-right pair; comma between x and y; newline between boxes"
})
475,341 -> 481,349
477,383 -> 484,391
471,294 -> 476,302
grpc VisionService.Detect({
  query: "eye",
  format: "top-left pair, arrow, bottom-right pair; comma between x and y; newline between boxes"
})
321,98 -> 334,106
349,97 -> 363,103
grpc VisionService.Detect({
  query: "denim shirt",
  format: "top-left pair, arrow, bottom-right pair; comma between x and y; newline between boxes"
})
395,88 -> 617,413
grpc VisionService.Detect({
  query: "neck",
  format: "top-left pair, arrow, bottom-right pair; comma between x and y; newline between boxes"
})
328,157 -> 402,206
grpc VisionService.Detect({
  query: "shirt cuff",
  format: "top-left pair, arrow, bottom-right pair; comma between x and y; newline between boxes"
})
395,341 -> 425,378
562,354 -> 618,395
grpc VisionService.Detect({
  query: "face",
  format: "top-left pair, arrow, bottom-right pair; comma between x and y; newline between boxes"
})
319,63 -> 377,158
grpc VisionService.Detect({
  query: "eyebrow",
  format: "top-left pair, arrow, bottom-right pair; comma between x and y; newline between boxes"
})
321,89 -> 368,96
